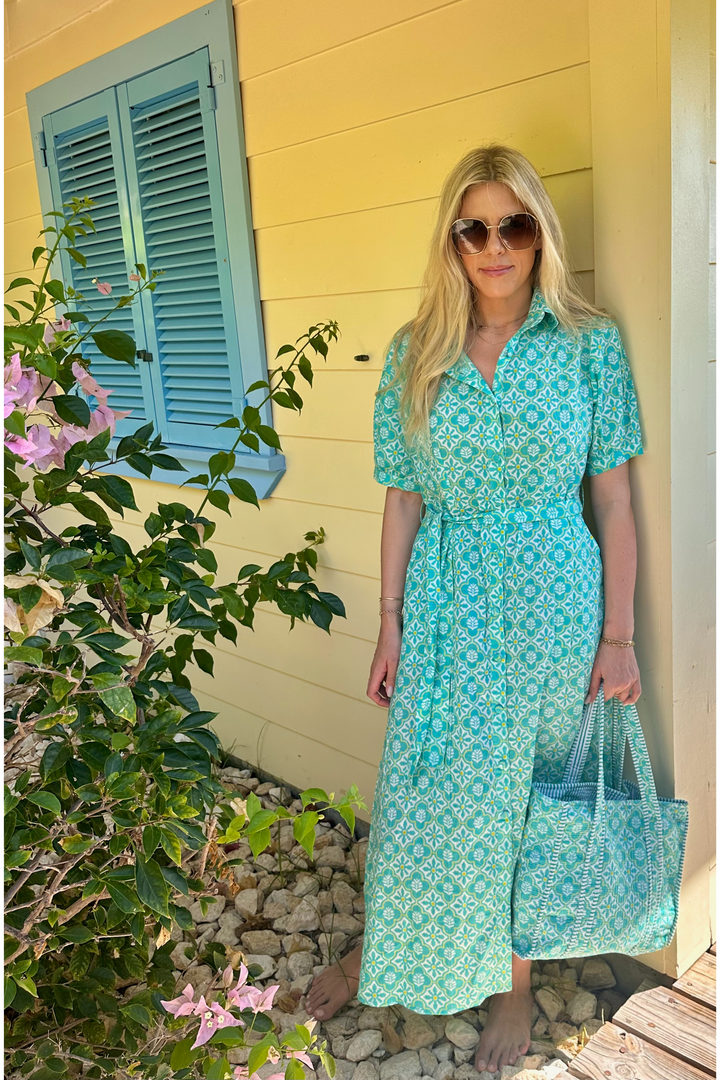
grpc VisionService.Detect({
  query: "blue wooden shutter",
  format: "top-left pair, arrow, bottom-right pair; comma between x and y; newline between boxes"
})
116,49 -> 245,451
42,89 -> 157,438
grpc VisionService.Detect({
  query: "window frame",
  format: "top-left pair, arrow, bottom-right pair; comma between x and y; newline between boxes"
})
26,0 -> 285,499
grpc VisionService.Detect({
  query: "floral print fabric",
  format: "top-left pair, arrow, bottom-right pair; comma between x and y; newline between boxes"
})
357,287 -> 644,1013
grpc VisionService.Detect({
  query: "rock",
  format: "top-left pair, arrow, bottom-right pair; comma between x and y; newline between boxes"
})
565,989 -> 597,1025
434,1042 -> 454,1062
402,1013 -> 437,1050
327,913 -> 365,937
418,1048 -> 437,1074
531,1016 -> 549,1037
255,853 -> 278,872
353,1062 -> 380,1079
287,951 -> 316,979
358,1006 -> 391,1030
214,911 -> 244,946
243,954 -> 275,978
283,932 -> 317,955
535,987 -> 565,1023
548,1022 -> 580,1042
195,923 -> 218,949
518,1055 -> 547,1070
579,957 -> 616,990
315,846 -> 348,868
543,1059 -> 569,1076
293,874 -> 321,897
240,929 -> 282,957
319,931 -> 348,961
170,941 -> 195,970
499,1066 -> 524,1078
233,868 -> 258,890
511,1072 -> 546,1080
454,1067 -> 481,1079
379,1050 -> 422,1079
286,897 -> 321,934
263,889 -> 294,918
452,1048 -> 474,1065
318,1061 -> 355,1080
346,1029 -> 385,1061
444,1017 -> 480,1050
178,964 -> 214,997
291,973 -> 314,993
331,881 -> 358,914
189,895 -> 226,923
234,888 -> 262,918
432,1063 -> 455,1080
323,1014 -> 360,1039
542,962 -> 562,979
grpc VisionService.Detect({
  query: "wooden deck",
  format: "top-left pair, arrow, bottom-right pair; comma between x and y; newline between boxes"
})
568,945 -> 717,1079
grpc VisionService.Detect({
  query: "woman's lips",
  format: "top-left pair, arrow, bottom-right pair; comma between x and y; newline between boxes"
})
480,266 -> 513,276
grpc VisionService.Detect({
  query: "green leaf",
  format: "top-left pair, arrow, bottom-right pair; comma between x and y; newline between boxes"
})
59,835 -> 96,855
46,546 -> 91,569
170,1036 -> 199,1071
193,648 -> 214,675
177,613 -> 217,631
134,854 -> 169,916
206,1057 -> 231,1080
6,277 -> 36,291
127,452 -> 152,478
5,646 -> 43,666
142,825 -> 160,857
149,453 -> 186,472
53,394 -> 91,428
228,476 -> 260,509
98,686 -> 136,724
32,246 -> 46,266
86,474 -> 139,511
159,829 -> 182,866
44,279 -> 65,302
256,424 -> 281,450
208,489 -> 230,515
120,1002 -> 151,1027
57,925 -> 95,944
67,248 -> 87,268
5,977 -> 17,1008
17,585 -> 42,612
105,880 -> 141,914
91,329 -> 136,366
19,539 -> 41,570
26,791 -> 61,814
143,512 -> 163,538
5,410 -> 26,438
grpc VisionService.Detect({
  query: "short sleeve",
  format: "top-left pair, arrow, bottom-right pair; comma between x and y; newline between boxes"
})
585,321 -> 645,476
373,332 -> 422,492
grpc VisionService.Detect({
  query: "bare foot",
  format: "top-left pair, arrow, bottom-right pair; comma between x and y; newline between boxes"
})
474,986 -> 534,1074
305,943 -> 363,1021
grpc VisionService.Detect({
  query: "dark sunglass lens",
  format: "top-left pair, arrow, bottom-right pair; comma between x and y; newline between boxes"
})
451,219 -> 488,254
499,214 -> 537,249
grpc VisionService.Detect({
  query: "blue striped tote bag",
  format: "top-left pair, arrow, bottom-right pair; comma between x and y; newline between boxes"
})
511,683 -> 689,959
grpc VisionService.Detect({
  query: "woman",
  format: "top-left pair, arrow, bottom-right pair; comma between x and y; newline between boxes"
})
306,144 -> 644,1075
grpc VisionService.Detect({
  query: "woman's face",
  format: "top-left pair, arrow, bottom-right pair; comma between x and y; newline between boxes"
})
455,181 -> 542,301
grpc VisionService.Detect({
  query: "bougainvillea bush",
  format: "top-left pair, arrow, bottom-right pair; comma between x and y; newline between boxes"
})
4,196 -> 362,1078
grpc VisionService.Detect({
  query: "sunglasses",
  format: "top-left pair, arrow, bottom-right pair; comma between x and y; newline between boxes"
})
450,213 -> 540,255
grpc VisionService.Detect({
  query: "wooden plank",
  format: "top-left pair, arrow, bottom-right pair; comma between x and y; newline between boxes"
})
612,985 -> 716,1076
710,942 -> 717,956
248,66 -> 591,229
674,950 -> 716,1010
241,0 -> 589,156
568,1021 -> 715,1080
255,171 -> 593,300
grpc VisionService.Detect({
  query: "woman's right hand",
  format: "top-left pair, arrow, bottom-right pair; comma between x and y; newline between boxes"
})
367,618 -> 403,707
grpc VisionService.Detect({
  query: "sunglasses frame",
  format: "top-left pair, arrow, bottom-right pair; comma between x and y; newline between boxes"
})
450,213 -> 540,255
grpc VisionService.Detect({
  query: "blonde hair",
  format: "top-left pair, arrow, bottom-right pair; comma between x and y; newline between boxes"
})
379,143 -> 611,456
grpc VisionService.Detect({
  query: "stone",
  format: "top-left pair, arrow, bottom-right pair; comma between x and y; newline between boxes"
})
195,923 -> 218,949
214,911 -> 244,946
331,881 -> 358,914
235,888 -> 262,918
318,1061 -> 355,1080
531,1016 -> 549,1037
189,895 -> 226,923
170,941 -> 196,970
178,964 -> 214,997
379,1050 -> 422,1079
511,1072 -> 546,1080
291,973 -> 314,993
322,1014 -> 360,1039
287,950 -> 316,979
315,846 -> 348,868
293,874 -> 321,897
243,954 -> 275,978
542,962 -> 562,979
233,868 -> 258,890
352,1062 -> 380,1080
543,1060 -> 569,1076
565,989 -> 597,1025
434,1042 -> 454,1062
326,913 -> 365,937
402,1013 -> 437,1050
499,1066 -> 524,1078
535,987 -> 565,1023
454,1067 -> 481,1079
579,957 -> 616,990
432,1063 -> 455,1080
286,897 -> 321,934
263,889 -> 294,918
548,1022 -> 580,1042
452,1048 -> 474,1065
346,1029 -> 385,1061
518,1055 -> 547,1070
444,1017 -> 480,1050
240,929 -> 282,956
358,1006 -> 391,1030
418,1048 -> 437,1074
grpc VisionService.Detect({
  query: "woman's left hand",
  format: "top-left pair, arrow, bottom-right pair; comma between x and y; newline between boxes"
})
584,642 -> 641,705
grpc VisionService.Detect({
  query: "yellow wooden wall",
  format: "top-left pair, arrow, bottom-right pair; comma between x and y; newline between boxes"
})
4,0 -> 596,818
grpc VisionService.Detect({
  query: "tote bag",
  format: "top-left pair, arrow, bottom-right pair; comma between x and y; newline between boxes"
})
511,683 -> 689,959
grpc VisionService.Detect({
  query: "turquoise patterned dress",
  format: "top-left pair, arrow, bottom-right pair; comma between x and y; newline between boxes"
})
356,287 -> 644,1014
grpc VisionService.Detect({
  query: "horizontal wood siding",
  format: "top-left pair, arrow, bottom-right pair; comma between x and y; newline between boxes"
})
5,0 -> 594,819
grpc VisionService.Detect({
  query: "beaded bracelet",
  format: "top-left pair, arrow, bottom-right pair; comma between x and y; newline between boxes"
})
380,596 -> 404,616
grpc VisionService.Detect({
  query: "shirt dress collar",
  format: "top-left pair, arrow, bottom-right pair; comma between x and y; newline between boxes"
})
443,287 -> 558,387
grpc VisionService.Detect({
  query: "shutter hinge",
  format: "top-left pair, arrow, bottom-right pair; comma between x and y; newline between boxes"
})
33,131 -> 50,169
210,60 -> 225,86
199,81 -> 216,113
136,350 -> 153,363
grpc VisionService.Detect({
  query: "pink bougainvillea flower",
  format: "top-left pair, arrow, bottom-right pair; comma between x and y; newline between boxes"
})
43,316 -> 72,346
232,1070 -> 283,1080
71,361 -> 111,405
160,983 -> 197,1018
129,273 -> 141,282
227,982 -> 279,1014
189,995 -> 242,1049
5,353 -> 40,416
6,424 -> 62,470
92,279 -> 112,295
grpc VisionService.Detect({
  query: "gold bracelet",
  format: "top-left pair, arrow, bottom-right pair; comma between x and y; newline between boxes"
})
380,607 -> 404,615
600,635 -> 635,648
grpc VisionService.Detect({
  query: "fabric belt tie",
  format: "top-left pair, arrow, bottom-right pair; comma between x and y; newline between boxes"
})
398,491 -> 586,779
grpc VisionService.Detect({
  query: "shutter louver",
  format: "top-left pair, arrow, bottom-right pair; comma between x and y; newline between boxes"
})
120,51 -> 244,450
44,91 -> 154,437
